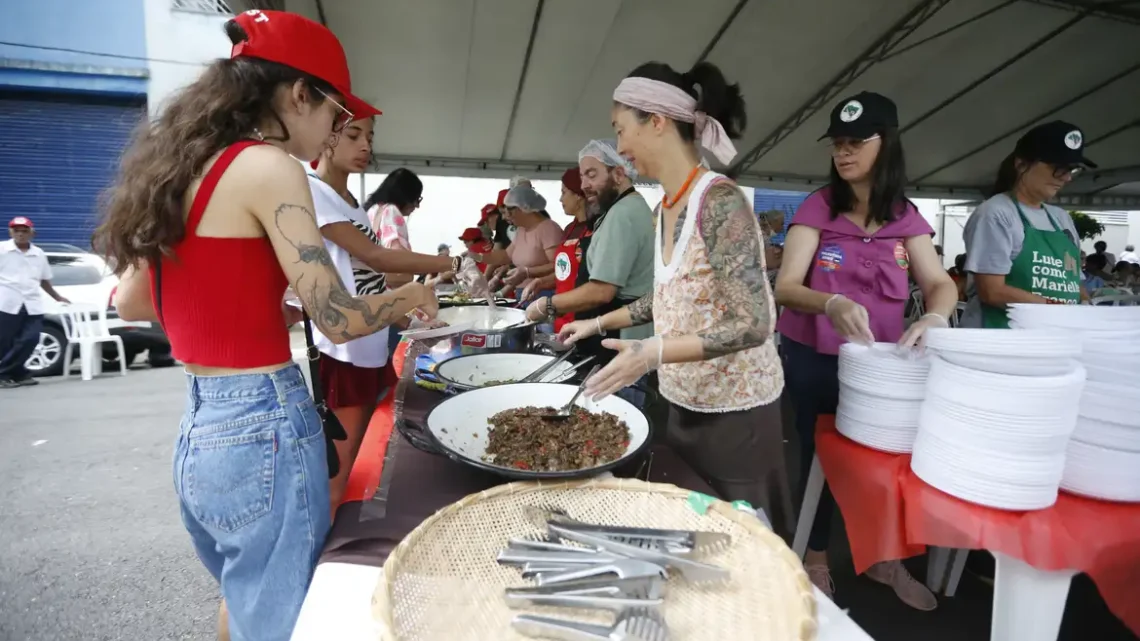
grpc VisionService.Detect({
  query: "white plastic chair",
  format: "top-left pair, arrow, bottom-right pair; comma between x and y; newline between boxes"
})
60,306 -> 127,381
907,288 -> 926,322
1090,293 -> 1140,306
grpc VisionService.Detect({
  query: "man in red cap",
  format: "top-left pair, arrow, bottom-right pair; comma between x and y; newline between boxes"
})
1,217 -> 70,387
459,227 -> 493,273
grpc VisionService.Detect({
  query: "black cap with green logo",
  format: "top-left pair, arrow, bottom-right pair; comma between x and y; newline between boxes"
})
819,91 -> 898,141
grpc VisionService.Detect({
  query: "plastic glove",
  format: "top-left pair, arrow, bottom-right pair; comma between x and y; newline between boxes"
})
557,318 -> 603,346
898,312 -> 948,349
525,297 -> 550,322
825,294 -> 875,346
520,279 -> 541,304
454,256 -> 491,299
503,267 -> 528,287
584,336 -> 663,401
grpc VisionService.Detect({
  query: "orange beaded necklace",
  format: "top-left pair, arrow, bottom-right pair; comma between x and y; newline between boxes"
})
661,165 -> 701,209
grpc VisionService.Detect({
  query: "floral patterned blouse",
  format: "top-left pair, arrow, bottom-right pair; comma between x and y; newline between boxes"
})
653,172 -> 784,413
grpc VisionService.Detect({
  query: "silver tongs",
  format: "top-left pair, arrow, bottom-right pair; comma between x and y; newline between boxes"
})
505,576 -> 666,612
549,524 -> 730,584
524,505 -> 732,555
512,607 -> 669,641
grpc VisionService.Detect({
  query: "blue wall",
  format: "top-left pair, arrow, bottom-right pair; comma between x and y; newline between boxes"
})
0,0 -> 147,96
755,188 -> 811,246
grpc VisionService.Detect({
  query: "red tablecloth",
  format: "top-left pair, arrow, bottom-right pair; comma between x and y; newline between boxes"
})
815,415 -> 1140,634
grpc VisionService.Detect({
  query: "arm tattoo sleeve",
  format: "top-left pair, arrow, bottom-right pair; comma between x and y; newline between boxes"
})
695,183 -> 773,358
627,293 -> 654,325
274,203 -> 407,341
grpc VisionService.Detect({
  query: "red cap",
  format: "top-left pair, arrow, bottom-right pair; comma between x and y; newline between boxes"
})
8,216 -> 32,228
496,189 -> 509,208
480,203 -> 497,221
231,10 -> 380,120
459,227 -> 484,242
561,167 -> 584,197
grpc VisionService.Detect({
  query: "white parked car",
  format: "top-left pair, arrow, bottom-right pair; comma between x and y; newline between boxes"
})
27,246 -> 173,377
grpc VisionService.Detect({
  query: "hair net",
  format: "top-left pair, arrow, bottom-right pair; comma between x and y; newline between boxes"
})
503,185 -> 546,212
578,139 -> 637,179
509,175 -> 533,189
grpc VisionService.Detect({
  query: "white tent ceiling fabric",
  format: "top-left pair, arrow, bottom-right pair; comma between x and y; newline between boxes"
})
261,0 -> 1140,205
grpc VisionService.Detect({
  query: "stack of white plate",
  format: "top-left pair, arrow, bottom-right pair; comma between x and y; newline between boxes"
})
911,356 -> 1085,510
1008,304 -> 1140,502
923,327 -> 1080,376
836,342 -> 930,453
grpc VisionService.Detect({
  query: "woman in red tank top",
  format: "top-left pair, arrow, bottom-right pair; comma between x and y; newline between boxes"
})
91,12 -> 442,641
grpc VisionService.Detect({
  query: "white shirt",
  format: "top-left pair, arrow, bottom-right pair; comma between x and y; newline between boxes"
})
1118,250 -> 1139,264
0,240 -> 52,315
307,176 -> 390,368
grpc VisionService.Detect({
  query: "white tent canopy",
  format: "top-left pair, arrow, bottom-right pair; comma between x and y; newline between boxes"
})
240,0 -> 1140,208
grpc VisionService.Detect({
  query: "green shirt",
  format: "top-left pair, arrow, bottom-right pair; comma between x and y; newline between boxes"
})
586,191 -> 656,340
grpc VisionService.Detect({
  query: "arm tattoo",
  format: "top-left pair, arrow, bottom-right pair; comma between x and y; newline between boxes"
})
695,183 -> 773,358
628,293 -> 654,325
274,203 -> 407,341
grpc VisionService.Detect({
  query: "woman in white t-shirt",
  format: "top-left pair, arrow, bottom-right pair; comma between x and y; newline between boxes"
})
308,118 -> 482,511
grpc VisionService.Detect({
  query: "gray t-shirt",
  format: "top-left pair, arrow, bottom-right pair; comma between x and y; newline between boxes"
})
960,193 -> 1078,327
586,191 -> 656,340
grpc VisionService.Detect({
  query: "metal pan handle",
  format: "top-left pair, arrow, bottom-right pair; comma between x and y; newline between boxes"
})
394,417 -> 445,456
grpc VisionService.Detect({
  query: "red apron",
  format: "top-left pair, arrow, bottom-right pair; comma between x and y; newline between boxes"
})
552,220 -> 589,332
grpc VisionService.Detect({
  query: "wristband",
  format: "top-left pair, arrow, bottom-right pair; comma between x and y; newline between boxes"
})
451,256 -> 462,272
544,295 -> 556,321
524,266 -> 531,278
595,317 -> 605,337
655,337 -> 664,372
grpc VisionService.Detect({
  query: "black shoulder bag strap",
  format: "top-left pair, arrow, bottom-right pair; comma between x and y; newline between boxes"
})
301,309 -> 348,479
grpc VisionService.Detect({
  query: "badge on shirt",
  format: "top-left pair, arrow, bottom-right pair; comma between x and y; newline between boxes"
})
894,240 -> 909,269
574,244 -> 584,264
818,244 -> 844,272
554,252 -> 572,281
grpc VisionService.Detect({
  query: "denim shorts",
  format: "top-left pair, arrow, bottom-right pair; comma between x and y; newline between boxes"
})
174,364 -> 330,641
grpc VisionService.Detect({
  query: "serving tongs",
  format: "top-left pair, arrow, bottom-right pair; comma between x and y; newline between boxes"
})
498,549 -> 624,567
524,505 -> 732,555
506,576 -> 666,599
549,524 -> 730,584
512,607 -> 669,641
521,347 -> 577,383
505,576 -> 666,612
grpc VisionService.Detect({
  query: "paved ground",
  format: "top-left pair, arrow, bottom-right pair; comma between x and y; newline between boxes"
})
0,366 -> 217,641
0,344 -> 1134,640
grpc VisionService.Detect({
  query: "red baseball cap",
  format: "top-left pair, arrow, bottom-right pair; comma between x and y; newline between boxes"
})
496,189 -> 509,208
479,203 -> 497,221
459,227 -> 484,242
8,216 -> 33,228
231,10 -> 380,121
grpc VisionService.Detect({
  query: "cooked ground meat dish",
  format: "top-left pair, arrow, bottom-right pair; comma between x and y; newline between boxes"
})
483,407 -> 631,472
482,379 -> 516,387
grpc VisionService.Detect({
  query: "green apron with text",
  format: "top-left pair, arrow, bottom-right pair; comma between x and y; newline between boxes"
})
982,199 -> 1082,328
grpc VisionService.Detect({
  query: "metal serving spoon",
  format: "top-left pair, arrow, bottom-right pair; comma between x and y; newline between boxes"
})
542,365 -> 601,420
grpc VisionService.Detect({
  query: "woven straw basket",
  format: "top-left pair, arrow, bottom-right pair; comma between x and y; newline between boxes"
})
373,478 -> 817,640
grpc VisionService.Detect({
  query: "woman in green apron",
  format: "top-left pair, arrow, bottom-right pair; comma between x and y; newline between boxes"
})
961,120 -> 1094,328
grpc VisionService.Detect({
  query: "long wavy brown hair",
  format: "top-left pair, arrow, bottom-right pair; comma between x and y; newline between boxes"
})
94,19 -> 335,275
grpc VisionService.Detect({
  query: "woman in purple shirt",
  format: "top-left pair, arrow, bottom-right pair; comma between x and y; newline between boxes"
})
774,92 -> 957,608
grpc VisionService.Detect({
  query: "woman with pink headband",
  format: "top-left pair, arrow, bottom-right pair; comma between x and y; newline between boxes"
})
559,61 -> 792,537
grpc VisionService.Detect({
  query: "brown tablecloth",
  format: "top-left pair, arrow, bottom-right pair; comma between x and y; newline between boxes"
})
319,349 -> 718,568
